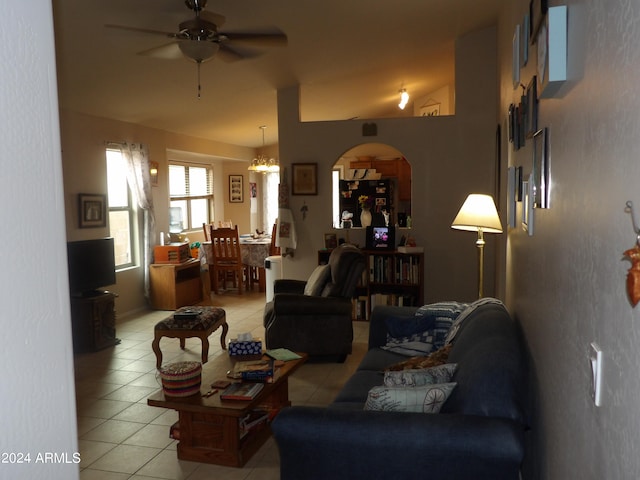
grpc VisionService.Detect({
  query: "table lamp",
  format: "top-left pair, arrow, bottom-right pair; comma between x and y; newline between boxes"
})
451,194 -> 503,298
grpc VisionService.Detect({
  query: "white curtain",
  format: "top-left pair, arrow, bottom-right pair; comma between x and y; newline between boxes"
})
262,172 -> 279,233
121,143 -> 156,298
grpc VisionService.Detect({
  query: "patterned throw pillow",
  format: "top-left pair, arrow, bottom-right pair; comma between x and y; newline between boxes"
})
364,383 -> 457,413
383,363 -> 457,387
385,344 -> 453,372
382,301 -> 468,355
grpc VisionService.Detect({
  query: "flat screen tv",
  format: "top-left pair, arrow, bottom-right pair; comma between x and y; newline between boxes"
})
365,226 -> 395,250
67,238 -> 116,296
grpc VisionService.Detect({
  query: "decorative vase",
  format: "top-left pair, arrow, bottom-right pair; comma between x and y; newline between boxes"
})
360,208 -> 372,228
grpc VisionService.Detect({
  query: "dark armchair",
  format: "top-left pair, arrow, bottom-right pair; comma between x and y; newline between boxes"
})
263,244 -> 366,360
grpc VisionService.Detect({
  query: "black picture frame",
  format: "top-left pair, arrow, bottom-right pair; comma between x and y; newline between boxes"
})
526,76 -> 538,138
79,193 -> 106,228
529,0 -> 548,44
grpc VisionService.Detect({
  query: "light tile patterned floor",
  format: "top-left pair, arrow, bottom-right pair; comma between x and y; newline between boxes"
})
75,290 -> 369,480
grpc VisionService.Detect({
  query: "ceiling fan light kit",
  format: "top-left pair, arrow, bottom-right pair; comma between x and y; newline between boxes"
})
106,0 -> 287,97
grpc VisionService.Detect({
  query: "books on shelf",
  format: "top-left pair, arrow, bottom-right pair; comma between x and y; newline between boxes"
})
220,382 -> 264,401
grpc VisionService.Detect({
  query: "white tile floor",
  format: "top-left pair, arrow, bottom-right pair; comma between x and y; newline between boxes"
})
75,290 -> 369,479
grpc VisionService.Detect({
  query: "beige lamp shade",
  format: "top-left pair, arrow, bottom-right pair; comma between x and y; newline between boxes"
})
451,194 -> 503,233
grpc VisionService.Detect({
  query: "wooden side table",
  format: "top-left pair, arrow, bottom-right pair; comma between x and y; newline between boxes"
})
149,259 -> 202,310
152,306 -> 228,369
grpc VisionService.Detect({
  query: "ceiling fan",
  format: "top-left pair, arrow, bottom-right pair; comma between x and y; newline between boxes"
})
105,0 -> 287,96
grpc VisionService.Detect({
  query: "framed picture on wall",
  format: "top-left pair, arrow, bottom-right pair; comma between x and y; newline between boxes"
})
532,127 -> 550,208
292,163 -> 318,195
229,175 -> 244,203
79,193 -> 106,228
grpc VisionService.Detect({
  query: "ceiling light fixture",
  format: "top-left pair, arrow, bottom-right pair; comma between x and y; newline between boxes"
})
248,126 -> 279,173
398,88 -> 409,110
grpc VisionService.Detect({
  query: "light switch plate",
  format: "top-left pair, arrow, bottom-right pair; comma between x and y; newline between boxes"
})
590,342 -> 603,407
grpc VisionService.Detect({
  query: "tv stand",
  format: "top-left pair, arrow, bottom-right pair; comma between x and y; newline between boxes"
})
70,290 -> 120,352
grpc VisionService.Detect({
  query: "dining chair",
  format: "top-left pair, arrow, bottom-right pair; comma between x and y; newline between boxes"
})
208,225 -> 244,294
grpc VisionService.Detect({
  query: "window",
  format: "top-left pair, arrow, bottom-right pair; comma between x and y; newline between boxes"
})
168,163 -> 214,232
106,149 -> 135,268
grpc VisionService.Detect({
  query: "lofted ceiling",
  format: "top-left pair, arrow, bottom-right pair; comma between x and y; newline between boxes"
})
52,0 -> 503,149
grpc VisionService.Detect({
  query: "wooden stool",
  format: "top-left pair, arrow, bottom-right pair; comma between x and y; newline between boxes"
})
152,306 -> 228,369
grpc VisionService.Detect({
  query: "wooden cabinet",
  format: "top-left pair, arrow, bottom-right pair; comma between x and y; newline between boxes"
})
150,259 -> 202,310
70,291 -> 119,352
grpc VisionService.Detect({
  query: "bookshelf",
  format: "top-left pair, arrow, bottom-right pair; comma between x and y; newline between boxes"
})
318,249 -> 424,321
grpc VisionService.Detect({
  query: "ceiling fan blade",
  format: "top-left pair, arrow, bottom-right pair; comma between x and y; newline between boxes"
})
220,30 -> 288,47
217,44 -> 246,63
199,10 -> 226,27
105,24 -> 177,39
137,41 -> 183,60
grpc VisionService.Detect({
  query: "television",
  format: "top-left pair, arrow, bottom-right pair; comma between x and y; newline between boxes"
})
67,238 -> 116,296
365,226 -> 395,250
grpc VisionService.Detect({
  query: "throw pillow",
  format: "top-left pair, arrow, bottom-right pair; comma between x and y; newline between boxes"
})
385,344 -> 453,372
381,330 -> 435,356
384,301 -> 468,338
364,383 -> 457,413
303,264 -> 331,296
383,363 -> 457,387
444,297 -> 505,345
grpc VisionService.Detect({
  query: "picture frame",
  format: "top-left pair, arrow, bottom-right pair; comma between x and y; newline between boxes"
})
512,24 -> 521,89
529,0 -> 548,44
532,127 -> 550,208
292,163 -> 318,195
522,175 -> 535,236
525,76 -> 538,138
324,233 -> 338,250
522,13 -> 530,66
515,166 -> 523,201
79,193 -> 106,228
229,174 -> 244,203
507,166 -> 517,228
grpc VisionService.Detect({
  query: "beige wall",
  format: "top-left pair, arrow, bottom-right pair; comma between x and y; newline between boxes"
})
277,26 -> 499,303
499,1 -> 640,478
59,109 -> 255,316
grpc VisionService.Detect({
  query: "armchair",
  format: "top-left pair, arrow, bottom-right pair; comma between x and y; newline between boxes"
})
263,244 -> 366,361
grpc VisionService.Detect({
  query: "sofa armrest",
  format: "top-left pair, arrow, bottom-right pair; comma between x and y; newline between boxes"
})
273,407 -> 524,480
368,305 -> 418,349
274,279 -> 306,294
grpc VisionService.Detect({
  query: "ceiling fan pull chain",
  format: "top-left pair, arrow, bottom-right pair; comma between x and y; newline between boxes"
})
197,61 -> 202,99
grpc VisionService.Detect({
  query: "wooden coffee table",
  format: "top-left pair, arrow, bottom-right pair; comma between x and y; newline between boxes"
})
147,353 -> 307,467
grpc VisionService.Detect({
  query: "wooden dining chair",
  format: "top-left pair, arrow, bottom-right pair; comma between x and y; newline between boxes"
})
208,225 -> 244,294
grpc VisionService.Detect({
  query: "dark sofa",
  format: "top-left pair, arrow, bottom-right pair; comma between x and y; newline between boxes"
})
272,300 -> 528,480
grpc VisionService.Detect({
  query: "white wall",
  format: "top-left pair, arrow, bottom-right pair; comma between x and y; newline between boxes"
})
500,1 -> 640,478
277,26 -> 499,303
0,1 -> 79,478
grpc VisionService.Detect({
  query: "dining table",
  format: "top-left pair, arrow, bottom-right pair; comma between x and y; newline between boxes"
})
201,235 -> 272,293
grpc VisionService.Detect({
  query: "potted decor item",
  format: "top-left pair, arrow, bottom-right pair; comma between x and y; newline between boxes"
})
359,195 -> 373,228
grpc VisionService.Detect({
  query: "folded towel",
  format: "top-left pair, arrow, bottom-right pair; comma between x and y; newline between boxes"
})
277,208 -> 297,256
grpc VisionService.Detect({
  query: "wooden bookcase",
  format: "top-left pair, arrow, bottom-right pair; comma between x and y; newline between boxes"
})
318,249 -> 424,321
150,259 -> 202,310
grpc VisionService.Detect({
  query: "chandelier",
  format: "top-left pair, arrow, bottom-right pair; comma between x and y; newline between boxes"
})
248,126 -> 280,173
